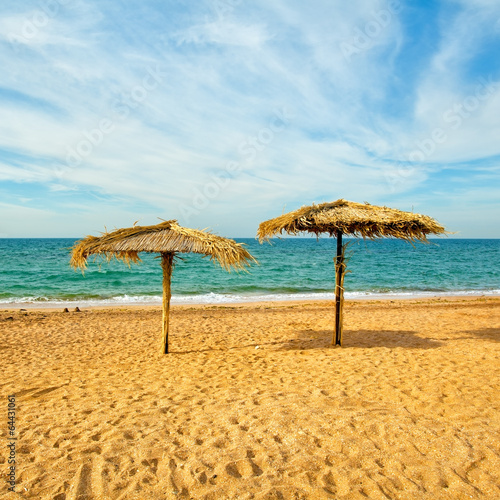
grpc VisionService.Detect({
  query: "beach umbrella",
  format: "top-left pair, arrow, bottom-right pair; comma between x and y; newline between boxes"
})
70,220 -> 256,354
257,199 -> 446,346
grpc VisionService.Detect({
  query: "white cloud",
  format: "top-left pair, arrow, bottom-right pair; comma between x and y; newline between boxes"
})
0,0 -> 498,237
175,21 -> 271,48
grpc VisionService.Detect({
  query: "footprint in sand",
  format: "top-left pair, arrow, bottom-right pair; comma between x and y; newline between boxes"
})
65,455 -> 109,500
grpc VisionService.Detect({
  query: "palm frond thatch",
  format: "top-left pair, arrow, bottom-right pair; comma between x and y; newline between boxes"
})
71,220 -> 256,272
257,199 -> 446,242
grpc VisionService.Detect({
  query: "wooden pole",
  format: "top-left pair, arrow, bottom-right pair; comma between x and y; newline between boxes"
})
161,252 -> 174,354
334,230 -> 344,346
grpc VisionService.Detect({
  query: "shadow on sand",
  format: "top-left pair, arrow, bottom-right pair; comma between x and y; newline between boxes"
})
464,328 -> 500,342
173,328 -> 443,354
279,329 -> 444,350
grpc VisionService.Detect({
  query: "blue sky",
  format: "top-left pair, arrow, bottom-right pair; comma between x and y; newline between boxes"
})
0,0 -> 499,238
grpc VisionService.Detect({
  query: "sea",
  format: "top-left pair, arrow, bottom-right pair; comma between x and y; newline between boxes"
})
0,238 -> 499,308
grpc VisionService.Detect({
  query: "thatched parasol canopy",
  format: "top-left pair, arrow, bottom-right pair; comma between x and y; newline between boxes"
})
258,199 -> 446,346
71,220 -> 254,271
71,220 -> 256,353
257,199 -> 445,242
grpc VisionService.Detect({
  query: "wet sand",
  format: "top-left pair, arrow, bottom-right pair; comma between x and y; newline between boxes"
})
1,297 -> 499,499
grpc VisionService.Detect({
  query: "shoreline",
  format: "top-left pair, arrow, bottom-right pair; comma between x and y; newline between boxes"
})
1,293 -> 498,312
2,285 -> 499,311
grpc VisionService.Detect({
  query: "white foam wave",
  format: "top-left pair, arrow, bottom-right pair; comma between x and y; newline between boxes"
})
1,289 -> 499,308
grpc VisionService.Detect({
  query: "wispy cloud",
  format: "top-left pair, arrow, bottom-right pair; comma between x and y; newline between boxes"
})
0,0 -> 498,237
174,21 -> 272,48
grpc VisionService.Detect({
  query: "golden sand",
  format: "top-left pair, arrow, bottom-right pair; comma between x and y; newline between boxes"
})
1,297 -> 499,499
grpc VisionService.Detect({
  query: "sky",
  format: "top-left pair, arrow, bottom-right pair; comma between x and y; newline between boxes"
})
0,0 -> 499,238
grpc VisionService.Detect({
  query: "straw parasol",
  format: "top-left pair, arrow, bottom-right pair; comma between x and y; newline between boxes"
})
257,199 -> 446,346
71,220 -> 256,353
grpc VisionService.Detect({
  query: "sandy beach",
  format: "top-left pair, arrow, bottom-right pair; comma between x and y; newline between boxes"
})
1,297 -> 499,499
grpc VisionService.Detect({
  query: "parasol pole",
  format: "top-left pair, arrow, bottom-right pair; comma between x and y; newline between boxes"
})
161,252 -> 174,354
334,230 -> 343,346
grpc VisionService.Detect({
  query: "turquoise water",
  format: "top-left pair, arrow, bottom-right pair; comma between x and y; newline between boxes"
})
0,238 -> 499,306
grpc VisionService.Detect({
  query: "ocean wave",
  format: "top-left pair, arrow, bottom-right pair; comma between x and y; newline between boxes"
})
1,289 -> 499,308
